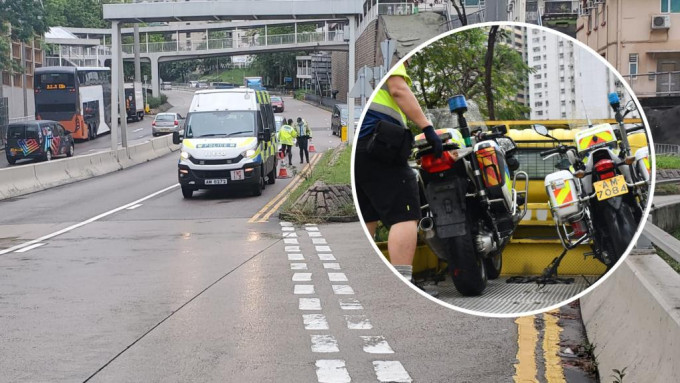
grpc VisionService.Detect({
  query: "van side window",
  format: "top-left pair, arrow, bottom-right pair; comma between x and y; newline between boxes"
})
257,111 -> 264,134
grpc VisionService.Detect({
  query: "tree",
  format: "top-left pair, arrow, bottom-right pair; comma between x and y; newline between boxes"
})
44,0 -> 108,29
484,26 -> 499,120
451,0 -> 468,26
160,60 -> 197,83
0,0 -> 49,73
251,51 -> 300,87
409,27 -> 532,120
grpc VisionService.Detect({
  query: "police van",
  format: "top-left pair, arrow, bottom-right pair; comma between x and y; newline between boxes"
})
172,89 -> 278,198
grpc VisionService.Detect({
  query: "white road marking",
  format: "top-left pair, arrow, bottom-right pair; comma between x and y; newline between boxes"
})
126,204 -> 142,210
315,246 -> 332,252
339,298 -> 364,310
285,246 -> 301,252
282,227 -> 295,232
132,128 -> 143,133
344,315 -> 373,330
280,221 -> 294,226
362,336 -> 395,354
332,285 -> 354,295
373,361 -> 411,382
318,254 -> 336,261
290,263 -> 308,270
295,285 -> 316,295
282,232 -> 298,238
284,238 -> 299,244
299,298 -> 322,310
328,273 -> 348,282
288,253 -> 305,261
293,273 -> 312,282
308,232 -> 323,237
305,227 -> 320,232
15,243 -> 46,253
312,238 -> 328,244
315,360 -> 351,383
323,263 -> 341,270
303,314 -> 329,330
0,184 -> 179,255
311,335 -> 339,353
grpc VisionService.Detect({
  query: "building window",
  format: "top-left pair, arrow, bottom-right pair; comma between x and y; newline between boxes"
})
534,74 -> 542,79
661,0 -> 680,13
629,53 -> 639,79
536,83 -> 543,88
533,55 -> 541,61
537,111 -> 544,116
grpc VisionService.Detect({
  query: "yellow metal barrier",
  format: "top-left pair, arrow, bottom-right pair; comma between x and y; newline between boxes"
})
341,125 -> 348,142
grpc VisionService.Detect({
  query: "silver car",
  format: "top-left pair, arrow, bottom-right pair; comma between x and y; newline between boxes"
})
152,112 -> 184,136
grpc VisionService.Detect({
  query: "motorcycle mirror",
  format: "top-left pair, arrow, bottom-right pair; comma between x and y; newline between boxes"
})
533,124 -> 550,137
625,100 -> 636,112
493,124 -> 508,135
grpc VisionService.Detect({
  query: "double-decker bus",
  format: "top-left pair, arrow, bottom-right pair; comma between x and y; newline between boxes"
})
34,66 -> 111,140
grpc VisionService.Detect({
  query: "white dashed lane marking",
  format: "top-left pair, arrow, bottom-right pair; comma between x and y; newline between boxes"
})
280,221 -> 294,226
332,285 -> 354,295
282,227 -> 295,231
285,246 -> 301,252
315,246 -> 332,252
318,254 -> 336,261
308,232 -> 323,237
303,314 -> 330,330
299,298 -> 322,310
294,285 -> 315,295
327,273 -> 348,282
310,335 -> 339,353
284,238 -> 299,244
290,263 -> 308,270
288,253 -> 305,261
282,232 -> 298,238
339,298 -> 364,310
361,336 -> 395,354
344,315 -> 372,330
292,273 -> 312,282
126,204 -> 142,210
373,361 -> 412,382
323,263 -> 341,270
14,243 -> 46,253
312,238 -> 328,244
305,227 -> 320,232
315,360 -> 351,383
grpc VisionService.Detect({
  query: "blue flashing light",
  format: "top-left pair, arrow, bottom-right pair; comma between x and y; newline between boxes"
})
608,92 -> 620,106
448,95 -> 467,113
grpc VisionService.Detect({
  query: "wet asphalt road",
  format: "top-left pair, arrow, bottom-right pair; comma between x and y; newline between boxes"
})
0,96 -> 520,382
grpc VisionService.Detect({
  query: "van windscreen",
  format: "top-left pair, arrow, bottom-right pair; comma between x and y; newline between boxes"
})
185,111 -> 256,138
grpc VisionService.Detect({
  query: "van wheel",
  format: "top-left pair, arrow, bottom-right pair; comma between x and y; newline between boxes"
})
181,186 -> 193,199
253,175 -> 264,196
6,156 -> 16,165
267,161 -> 276,185
67,143 -> 75,157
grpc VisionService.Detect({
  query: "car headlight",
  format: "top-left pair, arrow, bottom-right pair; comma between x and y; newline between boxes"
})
180,151 -> 189,160
242,149 -> 256,158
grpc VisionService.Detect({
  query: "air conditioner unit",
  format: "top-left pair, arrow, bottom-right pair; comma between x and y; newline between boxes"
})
652,15 -> 671,29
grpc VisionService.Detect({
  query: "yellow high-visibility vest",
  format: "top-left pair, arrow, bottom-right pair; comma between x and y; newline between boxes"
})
368,63 -> 411,127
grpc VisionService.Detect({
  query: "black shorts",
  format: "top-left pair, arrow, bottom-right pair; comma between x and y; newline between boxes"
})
354,140 -> 421,227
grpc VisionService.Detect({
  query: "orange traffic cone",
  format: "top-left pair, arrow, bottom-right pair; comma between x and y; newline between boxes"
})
309,142 -> 316,153
278,151 -> 285,160
277,165 -> 290,179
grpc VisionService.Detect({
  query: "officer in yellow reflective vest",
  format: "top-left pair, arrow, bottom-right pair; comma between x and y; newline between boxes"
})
354,62 -> 442,282
278,118 -> 297,165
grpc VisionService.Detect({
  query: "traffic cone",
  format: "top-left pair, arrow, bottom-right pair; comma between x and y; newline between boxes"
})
277,165 -> 290,179
278,151 -> 285,160
309,142 -> 316,153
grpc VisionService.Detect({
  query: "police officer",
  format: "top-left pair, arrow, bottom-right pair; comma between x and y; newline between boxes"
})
296,117 -> 313,164
354,62 -> 442,281
278,118 -> 297,165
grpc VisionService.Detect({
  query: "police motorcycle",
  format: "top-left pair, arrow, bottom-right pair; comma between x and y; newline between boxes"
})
533,93 -> 650,271
412,95 -> 528,296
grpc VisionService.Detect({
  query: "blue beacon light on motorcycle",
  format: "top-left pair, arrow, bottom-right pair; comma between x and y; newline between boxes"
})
448,95 -> 468,113
608,92 -> 620,107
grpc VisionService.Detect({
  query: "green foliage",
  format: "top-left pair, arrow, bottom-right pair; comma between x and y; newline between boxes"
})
201,66 -> 259,84
0,0 -> 49,73
655,155 -> 680,169
409,27 -> 532,120
294,88 -> 309,100
44,0 -> 108,29
610,367 -> 627,383
159,60 -> 197,83
252,52 -> 300,87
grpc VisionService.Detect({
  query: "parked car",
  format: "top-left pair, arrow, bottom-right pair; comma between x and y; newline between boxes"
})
275,115 -> 285,133
152,112 -> 184,136
197,82 -> 209,88
161,81 -> 173,90
271,96 -> 285,112
331,104 -> 363,136
5,120 -> 74,165
189,81 -> 199,88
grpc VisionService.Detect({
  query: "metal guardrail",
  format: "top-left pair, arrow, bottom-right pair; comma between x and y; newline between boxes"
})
655,143 -> 680,156
621,71 -> 680,98
643,221 -> 680,264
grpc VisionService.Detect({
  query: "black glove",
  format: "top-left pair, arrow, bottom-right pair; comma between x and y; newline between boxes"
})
422,125 -> 443,158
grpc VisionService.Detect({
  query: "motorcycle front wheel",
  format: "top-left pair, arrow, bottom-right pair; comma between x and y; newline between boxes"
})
448,232 -> 487,296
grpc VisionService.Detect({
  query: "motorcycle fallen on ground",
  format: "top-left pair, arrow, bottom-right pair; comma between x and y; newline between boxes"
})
534,94 -> 650,272
412,95 -> 528,296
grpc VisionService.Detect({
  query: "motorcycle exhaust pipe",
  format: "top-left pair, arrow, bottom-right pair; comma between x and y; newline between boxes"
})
418,217 -> 435,239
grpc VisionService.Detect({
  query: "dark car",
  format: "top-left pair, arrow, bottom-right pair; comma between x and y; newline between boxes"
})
271,96 -> 285,113
5,120 -> 74,165
331,104 -> 363,136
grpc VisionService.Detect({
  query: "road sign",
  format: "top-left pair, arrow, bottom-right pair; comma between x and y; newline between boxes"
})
284,77 -> 292,83
349,74 -> 373,98
381,39 -> 396,72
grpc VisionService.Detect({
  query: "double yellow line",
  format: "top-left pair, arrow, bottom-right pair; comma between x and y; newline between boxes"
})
249,153 -> 323,223
514,310 -> 566,383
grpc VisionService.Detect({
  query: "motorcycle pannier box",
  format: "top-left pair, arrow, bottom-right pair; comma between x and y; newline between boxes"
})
575,123 -> 616,153
545,170 -> 580,222
635,146 -> 651,182
474,141 -> 509,199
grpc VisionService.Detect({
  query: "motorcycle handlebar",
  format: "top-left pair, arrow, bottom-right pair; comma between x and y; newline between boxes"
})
539,145 -> 578,158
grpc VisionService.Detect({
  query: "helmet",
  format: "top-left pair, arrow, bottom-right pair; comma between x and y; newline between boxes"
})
287,119 -> 293,125
297,117 -> 302,123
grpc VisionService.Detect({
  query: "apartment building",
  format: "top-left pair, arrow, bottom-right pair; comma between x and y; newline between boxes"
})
576,0 -> 680,107
0,37 -> 42,124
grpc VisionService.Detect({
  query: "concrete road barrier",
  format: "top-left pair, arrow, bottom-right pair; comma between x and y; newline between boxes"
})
581,251 -> 680,382
0,135 -> 180,201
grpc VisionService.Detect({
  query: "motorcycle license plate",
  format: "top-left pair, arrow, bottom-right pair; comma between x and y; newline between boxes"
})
594,175 -> 628,201
205,179 -> 228,185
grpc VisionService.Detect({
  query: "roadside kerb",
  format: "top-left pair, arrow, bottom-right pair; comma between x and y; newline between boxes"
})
580,250 -> 680,382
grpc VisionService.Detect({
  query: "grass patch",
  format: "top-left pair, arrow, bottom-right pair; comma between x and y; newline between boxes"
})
201,68 -> 260,84
655,183 -> 680,195
655,155 -> 680,169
